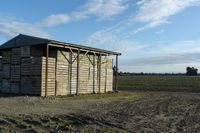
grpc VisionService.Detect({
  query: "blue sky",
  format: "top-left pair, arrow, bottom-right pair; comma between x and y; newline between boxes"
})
0,0 -> 200,73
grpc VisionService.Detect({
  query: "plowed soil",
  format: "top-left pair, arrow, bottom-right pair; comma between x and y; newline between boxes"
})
0,92 -> 200,133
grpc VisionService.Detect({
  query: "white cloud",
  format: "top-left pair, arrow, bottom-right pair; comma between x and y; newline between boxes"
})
155,29 -> 165,35
134,0 -> 200,32
134,20 -> 169,34
120,39 -> 200,72
87,29 -> 147,53
0,17 -> 50,39
0,0 -> 130,40
147,40 -> 200,56
0,14 -> 70,40
0,13 -> 72,40
72,0 -> 129,20
39,14 -> 70,27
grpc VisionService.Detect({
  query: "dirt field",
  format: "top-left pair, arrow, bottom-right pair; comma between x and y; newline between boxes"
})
0,92 -> 200,132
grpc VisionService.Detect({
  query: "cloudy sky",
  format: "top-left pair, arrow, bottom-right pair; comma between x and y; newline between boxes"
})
0,0 -> 200,73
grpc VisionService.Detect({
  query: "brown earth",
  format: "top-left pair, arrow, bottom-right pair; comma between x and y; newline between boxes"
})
0,92 -> 199,132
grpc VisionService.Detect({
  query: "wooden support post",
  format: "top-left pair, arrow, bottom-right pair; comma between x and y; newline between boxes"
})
69,51 -> 72,95
76,49 -> 80,95
115,55 -> 118,92
112,58 -> 115,91
93,54 -> 95,93
88,55 -> 91,80
45,44 -> 49,97
97,56 -> 99,93
104,56 -> 107,93
55,52 -> 57,96
98,55 -> 101,93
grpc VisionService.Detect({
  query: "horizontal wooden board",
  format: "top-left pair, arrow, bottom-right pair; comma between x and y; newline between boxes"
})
21,46 -> 30,57
2,79 -> 10,93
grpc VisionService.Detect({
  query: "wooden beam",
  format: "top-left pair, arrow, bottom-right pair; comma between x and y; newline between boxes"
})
112,58 -> 115,91
60,51 -> 70,63
86,54 -> 93,65
104,56 -> 107,93
98,55 -> 101,93
48,43 -> 120,56
70,48 -> 76,59
45,44 -> 49,97
93,54 -> 96,93
88,54 -> 91,80
76,49 -> 80,95
80,51 -> 89,61
69,51 -> 72,95
55,51 -> 57,96
115,55 -> 118,92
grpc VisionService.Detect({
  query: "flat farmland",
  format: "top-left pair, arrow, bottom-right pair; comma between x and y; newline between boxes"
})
0,75 -> 200,132
119,75 -> 200,92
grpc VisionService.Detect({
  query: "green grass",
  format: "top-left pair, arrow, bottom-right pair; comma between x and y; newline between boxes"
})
119,75 -> 200,92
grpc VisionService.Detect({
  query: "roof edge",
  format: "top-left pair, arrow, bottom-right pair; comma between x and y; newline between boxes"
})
0,34 -> 121,56
49,40 -> 121,56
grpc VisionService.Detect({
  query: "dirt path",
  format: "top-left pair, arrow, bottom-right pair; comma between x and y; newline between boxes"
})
0,92 -> 199,132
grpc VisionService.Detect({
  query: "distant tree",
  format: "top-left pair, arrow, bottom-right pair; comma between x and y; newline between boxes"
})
186,66 -> 198,75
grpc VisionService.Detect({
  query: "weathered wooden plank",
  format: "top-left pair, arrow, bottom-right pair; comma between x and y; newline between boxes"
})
2,79 -> 10,93
11,48 -> 21,65
41,57 -> 56,96
21,58 -> 31,76
2,51 -> 11,63
10,82 -> 20,93
11,65 -> 20,82
54,50 -> 69,96
21,46 -> 30,57
0,58 -> 2,91
2,64 -> 11,78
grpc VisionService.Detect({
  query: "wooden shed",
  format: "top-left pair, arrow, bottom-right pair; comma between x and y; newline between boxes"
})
0,34 -> 121,96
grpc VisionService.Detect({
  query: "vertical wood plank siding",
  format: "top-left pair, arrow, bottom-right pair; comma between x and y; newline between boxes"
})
0,46 -> 114,96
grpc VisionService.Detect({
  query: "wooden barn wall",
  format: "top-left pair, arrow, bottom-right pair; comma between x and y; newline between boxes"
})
1,46 -> 43,95
2,50 -> 11,93
1,45 -> 114,96
41,57 -> 56,96
40,48 -> 114,96
79,54 -> 98,94
56,50 -> 69,95
0,57 -> 2,91
104,58 -> 113,92
41,47 -> 56,96
99,57 -> 106,93
21,57 -> 42,95
21,46 -> 43,95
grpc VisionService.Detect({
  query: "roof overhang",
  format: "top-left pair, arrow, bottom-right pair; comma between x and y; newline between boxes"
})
49,41 -> 121,56
0,34 -> 121,56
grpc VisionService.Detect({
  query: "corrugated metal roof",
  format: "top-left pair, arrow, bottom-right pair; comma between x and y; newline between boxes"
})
0,34 -> 121,55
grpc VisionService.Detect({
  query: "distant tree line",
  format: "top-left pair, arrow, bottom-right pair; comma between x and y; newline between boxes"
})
118,66 -> 199,76
118,72 -> 186,76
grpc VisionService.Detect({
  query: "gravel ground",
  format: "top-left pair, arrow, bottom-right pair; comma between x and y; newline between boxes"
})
0,92 -> 199,132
